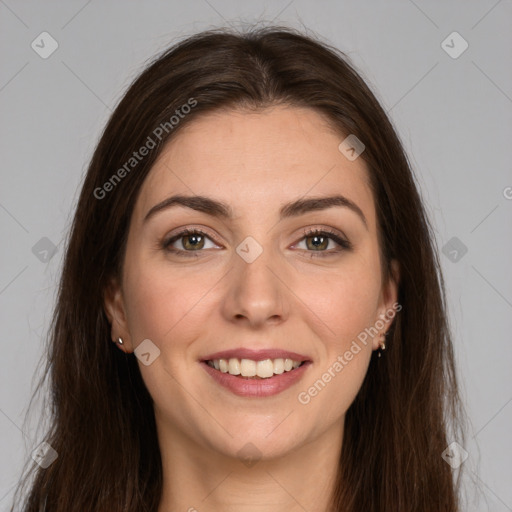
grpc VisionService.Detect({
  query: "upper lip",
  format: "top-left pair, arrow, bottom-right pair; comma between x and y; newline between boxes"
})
201,348 -> 311,362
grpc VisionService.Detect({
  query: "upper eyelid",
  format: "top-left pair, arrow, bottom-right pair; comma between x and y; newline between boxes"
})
164,227 -> 349,250
165,227 -> 221,246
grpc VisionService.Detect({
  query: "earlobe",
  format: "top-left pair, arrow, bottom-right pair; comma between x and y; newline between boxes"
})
390,259 -> 400,292
103,277 -> 130,346
373,259 -> 401,351
384,259 -> 400,311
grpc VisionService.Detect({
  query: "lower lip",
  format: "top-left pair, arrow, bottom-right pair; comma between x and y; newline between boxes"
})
200,361 -> 311,398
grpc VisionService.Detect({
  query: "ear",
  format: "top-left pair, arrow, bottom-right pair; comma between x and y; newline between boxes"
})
103,276 -> 132,352
372,258 -> 401,351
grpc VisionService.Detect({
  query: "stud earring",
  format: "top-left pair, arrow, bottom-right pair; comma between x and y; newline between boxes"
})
377,332 -> 387,358
117,337 -> 124,345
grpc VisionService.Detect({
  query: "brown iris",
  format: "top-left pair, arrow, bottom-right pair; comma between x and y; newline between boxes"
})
182,233 -> 205,250
305,234 -> 328,251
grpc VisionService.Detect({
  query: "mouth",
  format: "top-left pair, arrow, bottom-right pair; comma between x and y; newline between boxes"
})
203,357 -> 308,379
199,348 -> 312,397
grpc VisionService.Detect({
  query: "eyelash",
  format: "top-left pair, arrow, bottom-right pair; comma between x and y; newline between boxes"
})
299,228 -> 353,257
161,227 -> 352,259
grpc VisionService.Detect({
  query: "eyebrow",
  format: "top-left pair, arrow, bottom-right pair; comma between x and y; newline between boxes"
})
143,194 -> 368,230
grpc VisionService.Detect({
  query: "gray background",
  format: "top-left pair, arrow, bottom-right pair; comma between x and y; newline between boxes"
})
1,1 -> 511,510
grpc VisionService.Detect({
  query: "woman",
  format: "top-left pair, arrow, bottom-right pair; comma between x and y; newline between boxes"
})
12,25 -> 466,511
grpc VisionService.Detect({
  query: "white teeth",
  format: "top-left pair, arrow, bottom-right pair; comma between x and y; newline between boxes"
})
207,357 -> 304,378
240,359 -> 256,377
219,359 -> 229,373
256,359 -> 274,378
273,358 -> 284,374
228,358 -> 241,375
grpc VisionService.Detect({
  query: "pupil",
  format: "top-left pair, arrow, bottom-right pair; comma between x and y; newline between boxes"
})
309,235 -> 326,250
185,234 -> 203,249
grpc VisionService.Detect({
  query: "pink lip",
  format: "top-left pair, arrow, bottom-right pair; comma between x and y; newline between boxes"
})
200,360 -> 312,398
201,348 -> 310,362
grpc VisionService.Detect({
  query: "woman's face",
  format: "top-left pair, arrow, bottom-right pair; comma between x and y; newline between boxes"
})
105,105 -> 399,461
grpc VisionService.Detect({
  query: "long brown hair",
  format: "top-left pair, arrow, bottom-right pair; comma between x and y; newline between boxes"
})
11,25 -> 466,511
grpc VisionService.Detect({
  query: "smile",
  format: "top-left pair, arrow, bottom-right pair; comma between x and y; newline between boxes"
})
200,348 -> 312,398
206,357 -> 304,378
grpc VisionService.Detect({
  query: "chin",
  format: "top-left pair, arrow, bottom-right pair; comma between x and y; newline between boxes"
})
193,412 -> 303,459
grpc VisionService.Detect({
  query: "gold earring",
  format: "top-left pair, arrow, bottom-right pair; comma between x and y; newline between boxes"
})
377,332 -> 387,358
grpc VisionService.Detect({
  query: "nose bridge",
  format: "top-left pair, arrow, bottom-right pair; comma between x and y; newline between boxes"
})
222,235 -> 288,327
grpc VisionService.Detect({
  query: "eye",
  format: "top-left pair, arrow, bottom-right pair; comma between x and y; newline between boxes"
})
293,228 -> 352,257
161,227 -> 352,259
162,228 -> 220,257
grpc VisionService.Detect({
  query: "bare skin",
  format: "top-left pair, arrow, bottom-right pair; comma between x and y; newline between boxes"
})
104,105 -> 400,512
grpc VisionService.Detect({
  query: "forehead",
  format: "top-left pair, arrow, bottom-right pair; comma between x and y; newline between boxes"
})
134,105 -> 375,228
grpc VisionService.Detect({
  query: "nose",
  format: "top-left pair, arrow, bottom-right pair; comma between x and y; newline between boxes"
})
221,246 -> 289,329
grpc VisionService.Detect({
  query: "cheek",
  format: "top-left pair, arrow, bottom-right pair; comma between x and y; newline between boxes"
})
295,271 -> 379,417
292,258 -> 380,417
298,346 -> 372,432
299,260 -> 381,347
122,254 -> 208,346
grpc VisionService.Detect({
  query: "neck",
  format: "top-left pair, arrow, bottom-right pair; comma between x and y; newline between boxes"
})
156,415 -> 344,512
